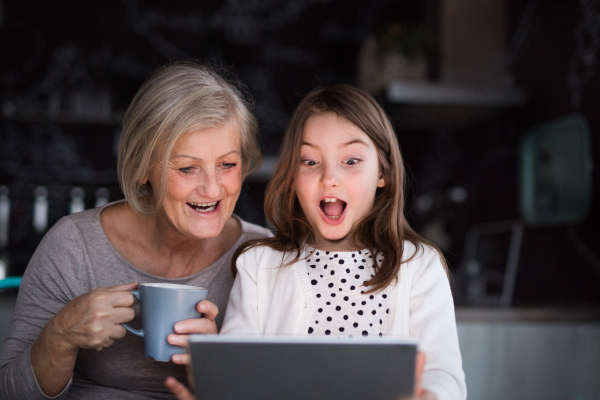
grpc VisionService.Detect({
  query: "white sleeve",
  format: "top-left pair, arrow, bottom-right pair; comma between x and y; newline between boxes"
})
409,248 -> 467,400
220,249 -> 262,335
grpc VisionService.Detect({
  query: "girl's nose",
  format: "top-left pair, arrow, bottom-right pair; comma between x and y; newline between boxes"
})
321,164 -> 340,188
198,170 -> 221,198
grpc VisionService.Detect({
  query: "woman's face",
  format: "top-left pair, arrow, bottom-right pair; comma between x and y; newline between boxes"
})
148,122 -> 243,240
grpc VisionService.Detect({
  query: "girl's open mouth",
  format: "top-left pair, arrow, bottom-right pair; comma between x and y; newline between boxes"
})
320,198 -> 346,220
187,201 -> 219,213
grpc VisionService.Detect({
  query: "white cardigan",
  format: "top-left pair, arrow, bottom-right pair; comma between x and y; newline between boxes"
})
221,242 -> 467,400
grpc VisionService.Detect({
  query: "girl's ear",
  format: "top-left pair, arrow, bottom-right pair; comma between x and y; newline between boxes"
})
377,173 -> 385,188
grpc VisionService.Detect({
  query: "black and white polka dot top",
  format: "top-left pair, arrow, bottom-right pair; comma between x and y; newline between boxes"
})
306,247 -> 391,338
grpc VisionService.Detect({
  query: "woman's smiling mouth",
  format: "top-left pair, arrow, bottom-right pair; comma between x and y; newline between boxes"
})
187,201 -> 219,213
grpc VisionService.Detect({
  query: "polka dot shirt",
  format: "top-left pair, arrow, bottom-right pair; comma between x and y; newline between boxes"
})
306,248 -> 390,338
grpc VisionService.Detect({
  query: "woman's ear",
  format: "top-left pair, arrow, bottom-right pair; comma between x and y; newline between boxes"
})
140,163 -> 156,187
138,176 -> 149,186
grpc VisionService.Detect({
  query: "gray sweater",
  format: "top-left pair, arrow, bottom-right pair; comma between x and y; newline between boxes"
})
0,202 -> 271,399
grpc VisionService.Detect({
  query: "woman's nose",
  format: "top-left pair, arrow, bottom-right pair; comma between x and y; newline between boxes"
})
198,170 -> 221,198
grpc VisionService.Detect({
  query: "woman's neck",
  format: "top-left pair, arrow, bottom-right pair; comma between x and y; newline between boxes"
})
145,211 -> 241,277
101,201 -> 241,278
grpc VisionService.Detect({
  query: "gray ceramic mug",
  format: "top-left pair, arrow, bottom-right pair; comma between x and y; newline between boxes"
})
122,283 -> 209,362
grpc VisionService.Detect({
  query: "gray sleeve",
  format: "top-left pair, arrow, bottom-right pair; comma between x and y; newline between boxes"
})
0,217 -> 88,399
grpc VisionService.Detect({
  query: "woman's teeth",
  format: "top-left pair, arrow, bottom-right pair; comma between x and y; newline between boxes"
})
188,201 -> 218,213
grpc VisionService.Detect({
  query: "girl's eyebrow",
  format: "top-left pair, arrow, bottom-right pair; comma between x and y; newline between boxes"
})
171,150 -> 241,161
301,139 -> 369,148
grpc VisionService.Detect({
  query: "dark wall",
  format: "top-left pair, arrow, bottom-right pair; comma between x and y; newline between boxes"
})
0,0 -> 599,306
380,0 -> 600,306
414,0 -> 600,306
0,0 -> 426,275
506,0 -> 600,305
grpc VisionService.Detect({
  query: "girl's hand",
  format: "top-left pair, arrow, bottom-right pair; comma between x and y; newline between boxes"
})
411,389 -> 438,400
408,351 -> 438,400
167,300 -> 219,364
165,377 -> 196,400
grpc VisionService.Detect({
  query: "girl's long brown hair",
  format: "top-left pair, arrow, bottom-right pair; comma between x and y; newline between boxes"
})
232,84 -> 447,292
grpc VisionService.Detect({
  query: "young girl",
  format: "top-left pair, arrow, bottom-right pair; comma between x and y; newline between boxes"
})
167,85 -> 466,400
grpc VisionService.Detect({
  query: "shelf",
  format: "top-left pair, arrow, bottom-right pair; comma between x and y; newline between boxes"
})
387,81 -> 526,107
385,81 -> 527,130
456,306 -> 600,322
0,112 -> 123,126
247,155 -> 278,182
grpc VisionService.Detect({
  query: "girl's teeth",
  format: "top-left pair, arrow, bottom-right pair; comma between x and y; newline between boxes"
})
324,198 -> 337,203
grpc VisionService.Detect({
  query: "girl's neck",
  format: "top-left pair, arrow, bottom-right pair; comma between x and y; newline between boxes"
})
309,236 -> 365,253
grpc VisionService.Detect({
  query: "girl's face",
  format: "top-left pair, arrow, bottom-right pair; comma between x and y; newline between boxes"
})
147,122 -> 243,241
294,112 -> 385,251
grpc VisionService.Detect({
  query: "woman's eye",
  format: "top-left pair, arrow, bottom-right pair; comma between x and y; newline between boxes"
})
178,166 -> 196,174
222,163 -> 237,170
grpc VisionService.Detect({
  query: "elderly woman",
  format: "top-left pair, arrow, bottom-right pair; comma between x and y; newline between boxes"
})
0,62 -> 271,399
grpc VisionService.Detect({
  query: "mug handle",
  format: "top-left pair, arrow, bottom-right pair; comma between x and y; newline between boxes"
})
121,290 -> 144,337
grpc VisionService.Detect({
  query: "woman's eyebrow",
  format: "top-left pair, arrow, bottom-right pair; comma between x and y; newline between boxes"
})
171,150 -> 241,161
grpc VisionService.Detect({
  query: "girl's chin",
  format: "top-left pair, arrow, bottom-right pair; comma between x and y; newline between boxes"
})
317,205 -> 347,226
314,231 -> 351,246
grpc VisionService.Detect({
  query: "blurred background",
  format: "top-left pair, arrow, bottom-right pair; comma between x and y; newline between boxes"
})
0,0 -> 599,398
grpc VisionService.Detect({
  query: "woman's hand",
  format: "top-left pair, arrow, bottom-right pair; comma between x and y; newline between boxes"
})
167,300 -> 218,364
30,282 -> 138,396
51,283 -> 138,352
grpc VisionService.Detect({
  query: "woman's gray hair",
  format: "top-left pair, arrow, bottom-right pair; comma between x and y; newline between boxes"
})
117,61 -> 261,215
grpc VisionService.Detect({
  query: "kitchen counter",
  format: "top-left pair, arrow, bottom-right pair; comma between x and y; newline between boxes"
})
456,306 -> 600,322
2,291 -> 599,399
457,306 -> 600,400
0,290 -> 18,348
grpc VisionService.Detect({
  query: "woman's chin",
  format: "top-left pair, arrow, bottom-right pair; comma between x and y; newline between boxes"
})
169,216 -> 226,241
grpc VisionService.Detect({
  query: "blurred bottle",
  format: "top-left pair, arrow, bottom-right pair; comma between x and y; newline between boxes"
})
0,185 -> 10,280
95,187 -> 110,208
70,187 -> 85,214
33,186 -> 49,234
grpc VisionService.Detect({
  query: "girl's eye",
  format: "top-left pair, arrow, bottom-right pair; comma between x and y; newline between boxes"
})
302,159 -> 318,167
344,158 -> 360,166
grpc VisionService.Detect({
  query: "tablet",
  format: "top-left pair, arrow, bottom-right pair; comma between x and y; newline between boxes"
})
187,335 -> 417,400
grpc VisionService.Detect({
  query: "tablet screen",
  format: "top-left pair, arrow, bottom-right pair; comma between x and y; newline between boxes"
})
187,335 -> 417,400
